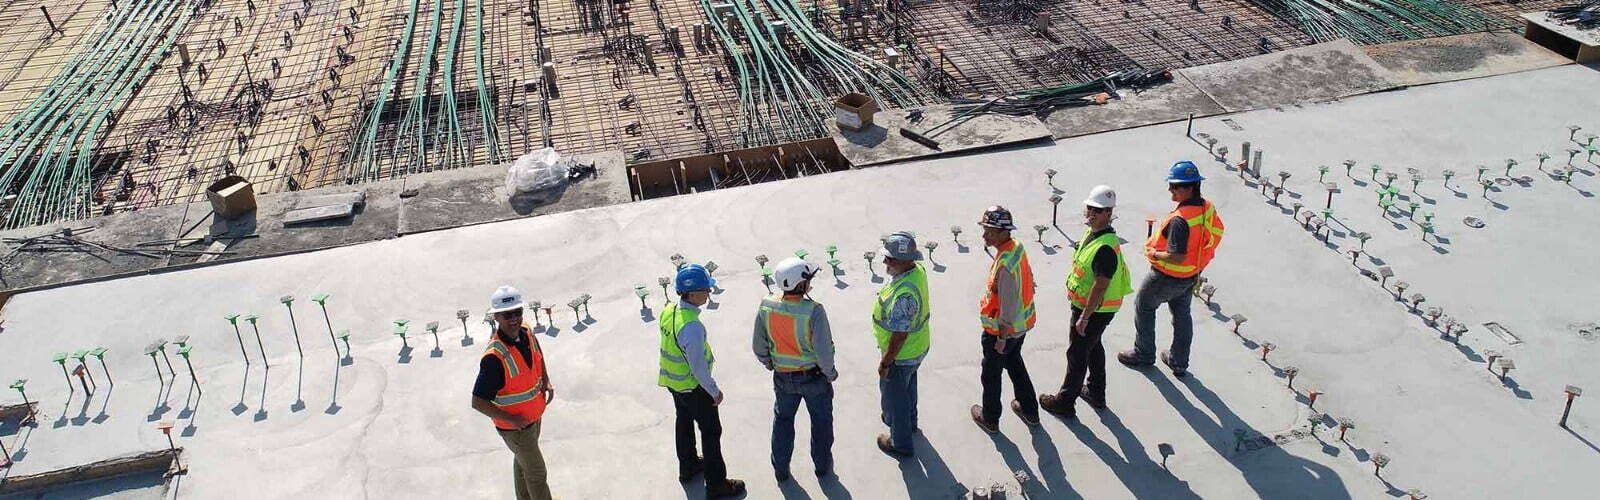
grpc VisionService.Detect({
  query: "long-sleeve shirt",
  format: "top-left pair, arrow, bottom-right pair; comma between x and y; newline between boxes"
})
752,298 -> 837,380
992,241 -> 1030,337
675,300 -> 721,399
883,267 -> 927,366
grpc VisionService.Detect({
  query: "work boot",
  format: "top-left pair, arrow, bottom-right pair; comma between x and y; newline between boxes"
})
1038,393 -> 1075,419
679,456 -> 704,482
970,404 -> 999,434
1080,385 -> 1107,409
706,479 -> 746,499
1010,400 -> 1040,426
1161,350 -> 1188,377
876,434 -> 911,458
1117,350 -> 1154,367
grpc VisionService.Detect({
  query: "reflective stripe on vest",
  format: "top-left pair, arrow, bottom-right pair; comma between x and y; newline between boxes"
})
760,296 -> 819,372
979,239 -> 1037,335
1066,230 -> 1134,313
873,264 -> 931,361
1146,201 -> 1225,278
483,326 -> 547,429
658,304 -> 713,391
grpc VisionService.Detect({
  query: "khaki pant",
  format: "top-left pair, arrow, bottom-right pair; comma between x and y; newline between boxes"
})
497,421 -> 554,500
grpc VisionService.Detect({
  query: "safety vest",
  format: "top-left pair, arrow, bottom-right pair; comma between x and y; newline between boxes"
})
1067,230 -> 1134,313
658,304 -> 713,392
759,296 -> 819,372
483,326 -> 548,430
1146,200 -> 1225,278
873,264 -> 931,361
979,239 -> 1036,335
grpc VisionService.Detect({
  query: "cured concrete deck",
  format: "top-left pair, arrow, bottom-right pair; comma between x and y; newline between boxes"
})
1,64 -> 1598,499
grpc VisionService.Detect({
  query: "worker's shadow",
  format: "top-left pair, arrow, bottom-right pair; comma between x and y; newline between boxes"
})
897,435 -> 963,498
1066,409 -> 1199,499
987,425 -> 1079,498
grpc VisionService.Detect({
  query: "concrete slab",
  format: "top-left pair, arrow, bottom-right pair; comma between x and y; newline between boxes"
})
397,151 -> 630,235
1043,75 -> 1227,139
1,65 -> 1597,500
1180,40 -> 1400,113
1366,32 -> 1572,87
833,105 -> 1053,167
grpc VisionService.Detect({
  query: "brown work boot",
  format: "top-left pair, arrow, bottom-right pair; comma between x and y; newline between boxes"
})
1161,350 -> 1188,377
706,479 -> 746,499
1010,400 -> 1040,426
1080,385 -> 1107,409
1038,393 -> 1075,419
877,434 -> 911,458
970,404 -> 999,434
1118,350 -> 1154,367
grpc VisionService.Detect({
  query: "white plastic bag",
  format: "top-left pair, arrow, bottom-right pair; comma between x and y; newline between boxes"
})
505,147 -> 572,194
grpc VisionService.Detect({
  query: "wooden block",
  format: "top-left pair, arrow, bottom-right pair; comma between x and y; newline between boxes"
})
291,191 -> 366,210
283,204 -> 356,225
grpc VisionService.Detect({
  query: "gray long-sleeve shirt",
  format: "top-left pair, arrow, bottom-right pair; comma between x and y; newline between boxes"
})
675,300 -> 721,399
993,241 -> 1031,337
752,297 -> 837,380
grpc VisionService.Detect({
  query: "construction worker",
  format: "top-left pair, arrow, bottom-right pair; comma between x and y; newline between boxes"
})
1040,186 -> 1133,418
874,231 -> 931,457
972,206 -> 1041,433
470,285 -> 555,500
659,264 -> 746,499
753,258 -> 838,481
1119,161 -> 1225,377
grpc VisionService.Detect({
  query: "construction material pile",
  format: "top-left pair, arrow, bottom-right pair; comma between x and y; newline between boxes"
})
1550,1 -> 1600,30
1,227 -> 233,267
949,69 -> 1172,117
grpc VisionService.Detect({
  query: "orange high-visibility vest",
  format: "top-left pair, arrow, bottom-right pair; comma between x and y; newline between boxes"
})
484,325 -> 548,430
980,239 -> 1036,335
1146,200 -> 1225,278
759,296 -> 819,372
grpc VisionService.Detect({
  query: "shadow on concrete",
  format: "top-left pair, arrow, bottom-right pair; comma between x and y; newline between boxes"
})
986,429 -> 1073,498
1565,427 -> 1599,454
508,182 -> 572,216
1148,372 -> 1351,499
327,359 -> 344,415
898,435 -> 963,498
292,358 -> 307,412
818,472 -> 852,499
1068,409 -> 1198,499
181,383 -> 202,437
231,365 -> 251,416
254,366 -> 270,422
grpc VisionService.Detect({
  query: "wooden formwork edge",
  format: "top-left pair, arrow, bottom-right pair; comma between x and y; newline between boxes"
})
0,448 -> 182,495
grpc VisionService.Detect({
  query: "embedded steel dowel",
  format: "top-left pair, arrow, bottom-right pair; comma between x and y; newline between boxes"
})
312,295 -> 338,359
225,314 -> 251,365
245,315 -> 269,366
281,296 -> 304,358
1560,385 -> 1583,428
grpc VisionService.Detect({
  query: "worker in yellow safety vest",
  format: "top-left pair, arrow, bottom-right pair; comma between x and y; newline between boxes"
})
1119,161 -> 1225,377
471,285 -> 556,500
971,205 -> 1041,433
660,264 -> 746,499
753,257 -> 838,481
1041,186 -> 1133,418
874,231 -> 931,458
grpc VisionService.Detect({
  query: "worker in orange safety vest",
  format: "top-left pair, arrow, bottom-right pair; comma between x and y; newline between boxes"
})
753,257 -> 838,482
1118,161 -> 1225,377
971,205 -> 1041,433
471,285 -> 555,500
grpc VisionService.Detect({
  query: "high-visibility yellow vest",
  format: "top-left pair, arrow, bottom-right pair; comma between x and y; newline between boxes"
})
759,296 -> 819,372
658,304 -> 713,391
873,264 -> 931,361
1067,230 -> 1134,313
980,239 -> 1036,335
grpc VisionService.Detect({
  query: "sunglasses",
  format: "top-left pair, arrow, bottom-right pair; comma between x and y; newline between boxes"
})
496,309 -> 524,319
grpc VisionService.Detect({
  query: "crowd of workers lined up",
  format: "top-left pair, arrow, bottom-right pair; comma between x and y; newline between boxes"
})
466,161 -> 1226,500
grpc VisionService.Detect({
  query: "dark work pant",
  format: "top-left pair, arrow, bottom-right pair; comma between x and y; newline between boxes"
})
771,370 -> 834,474
671,387 -> 727,487
980,333 -> 1037,425
1059,306 -> 1116,401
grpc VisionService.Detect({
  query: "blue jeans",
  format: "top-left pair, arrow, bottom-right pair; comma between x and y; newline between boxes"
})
1132,271 -> 1197,368
771,371 -> 834,474
878,363 -> 919,452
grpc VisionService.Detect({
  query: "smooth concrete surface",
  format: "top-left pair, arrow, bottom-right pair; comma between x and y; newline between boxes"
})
1,65 -> 1598,499
1042,74 -> 1227,139
833,105 -> 1053,167
1366,32 -> 1572,87
1181,40 -> 1400,113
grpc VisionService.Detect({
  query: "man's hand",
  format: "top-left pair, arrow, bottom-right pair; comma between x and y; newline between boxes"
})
713,391 -> 725,406
994,336 -> 1009,354
1075,316 -> 1090,336
542,383 -> 556,404
878,359 -> 891,379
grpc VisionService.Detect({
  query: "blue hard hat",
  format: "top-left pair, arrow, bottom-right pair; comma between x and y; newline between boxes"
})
881,231 -> 924,261
674,264 -> 715,293
1167,161 -> 1205,184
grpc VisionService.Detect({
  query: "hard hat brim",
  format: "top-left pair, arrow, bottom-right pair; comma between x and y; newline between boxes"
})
1084,198 -> 1113,209
488,300 -> 527,314
881,244 -> 923,261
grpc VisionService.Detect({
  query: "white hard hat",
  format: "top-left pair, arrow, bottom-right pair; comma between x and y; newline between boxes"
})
488,285 -> 526,313
1084,185 -> 1117,209
773,257 -> 821,292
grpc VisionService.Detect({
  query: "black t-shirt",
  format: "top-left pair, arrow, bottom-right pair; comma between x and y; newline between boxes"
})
1088,227 -> 1119,279
1163,197 -> 1207,254
472,328 -> 535,400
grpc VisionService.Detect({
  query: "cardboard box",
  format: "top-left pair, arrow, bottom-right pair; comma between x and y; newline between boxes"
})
205,176 -> 256,219
833,93 -> 877,132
